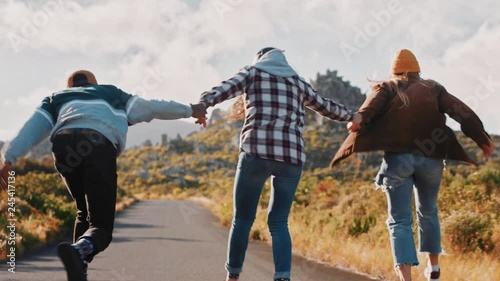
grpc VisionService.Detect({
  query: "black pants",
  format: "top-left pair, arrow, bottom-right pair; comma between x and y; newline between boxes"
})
51,129 -> 118,261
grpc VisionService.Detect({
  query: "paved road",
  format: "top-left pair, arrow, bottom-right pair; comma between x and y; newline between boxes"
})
0,200 -> 375,281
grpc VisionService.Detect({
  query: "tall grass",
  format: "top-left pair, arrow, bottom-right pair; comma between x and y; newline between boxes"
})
4,133 -> 496,280
174,164 -> 500,281
0,171 -> 137,261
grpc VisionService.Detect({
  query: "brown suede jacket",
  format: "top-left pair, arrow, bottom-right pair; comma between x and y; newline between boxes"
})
330,80 -> 492,168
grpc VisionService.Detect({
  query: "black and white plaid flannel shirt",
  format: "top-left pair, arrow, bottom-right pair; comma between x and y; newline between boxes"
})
200,66 -> 353,165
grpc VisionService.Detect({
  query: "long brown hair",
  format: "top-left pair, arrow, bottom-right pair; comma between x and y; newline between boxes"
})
228,96 -> 245,120
370,72 -> 424,107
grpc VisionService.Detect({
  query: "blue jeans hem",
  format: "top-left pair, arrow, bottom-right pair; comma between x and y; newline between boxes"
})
419,250 -> 443,255
395,261 -> 419,267
274,271 -> 291,279
226,264 -> 243,275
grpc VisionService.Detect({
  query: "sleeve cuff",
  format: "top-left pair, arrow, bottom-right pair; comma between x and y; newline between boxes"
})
347,111 -> 354,122
1,153 -> 15,166
186,106 -> 193,118
199,95 -> 210,108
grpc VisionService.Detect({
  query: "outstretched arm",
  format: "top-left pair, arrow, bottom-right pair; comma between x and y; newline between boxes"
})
192,67 -> 253,128
1,110 -> 53,188
299,78 -> 354,122
199,67 -> 253,108
438,85 -> 496,157
126,97 -> 206,124
2,110 -> 54,165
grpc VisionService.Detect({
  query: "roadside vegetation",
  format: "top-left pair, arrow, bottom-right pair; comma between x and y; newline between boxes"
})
1,70 -> 498,280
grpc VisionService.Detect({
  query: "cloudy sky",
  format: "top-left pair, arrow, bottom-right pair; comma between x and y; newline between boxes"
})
0,0 -> 499,141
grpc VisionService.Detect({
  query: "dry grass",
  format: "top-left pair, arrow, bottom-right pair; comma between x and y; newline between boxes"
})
0,194 -> 139,261
185,193 -> 499,281
118,148 -> 500,281
115,196 -> 138,212
98,174 -> 500,281
433,252 -> 499,281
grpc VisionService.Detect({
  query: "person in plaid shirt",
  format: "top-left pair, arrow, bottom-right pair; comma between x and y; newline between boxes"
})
193,47 -> 361,281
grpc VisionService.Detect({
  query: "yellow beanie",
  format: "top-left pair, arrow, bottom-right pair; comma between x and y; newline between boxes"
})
67,70 -> 98,88
391,49 -> 420,74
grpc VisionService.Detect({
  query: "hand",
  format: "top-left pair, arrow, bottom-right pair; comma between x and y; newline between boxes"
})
195,117 -> 207,129
347,113 -> 362,133
481,140 -> 497,159
190,103 -> 207,119
0,161 -> 13,189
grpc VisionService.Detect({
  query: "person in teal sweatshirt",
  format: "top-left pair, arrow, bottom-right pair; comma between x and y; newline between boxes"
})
0,70 -> 206,281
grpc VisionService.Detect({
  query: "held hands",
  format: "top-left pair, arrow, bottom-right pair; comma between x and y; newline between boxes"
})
347,113 -> 362,133
0,161 -> 13,190
190,103 -> 207,119
190,103 -> 208,128
195,117 -> 207,129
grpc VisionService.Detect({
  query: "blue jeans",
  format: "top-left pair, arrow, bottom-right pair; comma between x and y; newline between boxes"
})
226,152 -> 303,279
375,152 -> 444,267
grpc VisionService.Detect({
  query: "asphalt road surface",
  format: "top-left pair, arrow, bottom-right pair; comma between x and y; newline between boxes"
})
0,200 -> 376,281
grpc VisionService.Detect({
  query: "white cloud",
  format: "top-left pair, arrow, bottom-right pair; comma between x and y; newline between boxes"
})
425,22 -> 500,133
0,0 -> 499,141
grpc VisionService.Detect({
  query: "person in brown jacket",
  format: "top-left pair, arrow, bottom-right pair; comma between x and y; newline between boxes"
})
331,49 -> 496,281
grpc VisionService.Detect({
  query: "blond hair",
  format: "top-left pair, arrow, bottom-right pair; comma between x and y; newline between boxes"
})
228,96 -> 246,120
370,72 -> 426,107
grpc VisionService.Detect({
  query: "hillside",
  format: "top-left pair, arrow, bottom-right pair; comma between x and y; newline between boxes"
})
1,69 -> 499,280
126,119 -> 200,148
113,119 -> 499,281
111,69 -> 499,280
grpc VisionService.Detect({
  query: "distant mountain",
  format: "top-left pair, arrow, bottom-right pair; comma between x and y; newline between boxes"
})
126,119 -> 200,149
3,69 -> 498,166
304,70 -> 367,168
306,69 -> 366,125
312,69 -> 366,109
201,69 -> 499,169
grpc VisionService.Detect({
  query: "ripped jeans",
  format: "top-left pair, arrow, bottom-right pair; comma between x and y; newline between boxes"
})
375,152 -> 444,267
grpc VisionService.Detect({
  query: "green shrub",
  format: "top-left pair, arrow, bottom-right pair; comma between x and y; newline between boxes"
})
443,211 -> 495,253
18,231 -> 40,255
348,215 -> 376,237
476,168 -> 500,196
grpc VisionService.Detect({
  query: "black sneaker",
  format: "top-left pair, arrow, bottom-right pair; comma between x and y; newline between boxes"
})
274,279 -> 291,281
424,267 -> 440,281
57,243 -> 88,281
